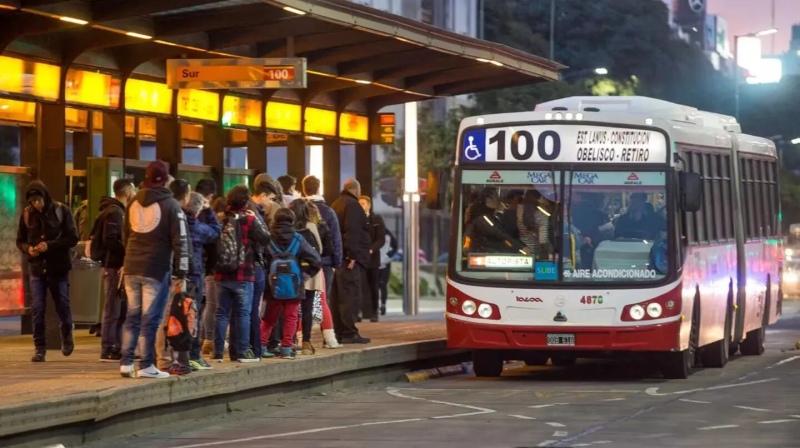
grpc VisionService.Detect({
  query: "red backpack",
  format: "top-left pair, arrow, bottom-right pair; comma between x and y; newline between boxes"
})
166,290 -> 197,351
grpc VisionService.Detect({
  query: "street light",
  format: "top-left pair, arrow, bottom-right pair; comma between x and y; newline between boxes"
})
561,67 -> 608,81
791,138 -> 800,145
594,67 -> 608,75
734,28 -> 778,119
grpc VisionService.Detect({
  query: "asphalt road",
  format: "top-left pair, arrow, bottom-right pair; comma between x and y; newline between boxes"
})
93,302 -> 800,448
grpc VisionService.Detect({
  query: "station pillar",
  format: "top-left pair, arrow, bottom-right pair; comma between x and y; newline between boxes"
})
287,134 -> 305,180
203,125 -> 225,193
355,142 -> 372,199
102,111 -> 125,158
156,117 -> 181,175
124,117 -> 140,160
20,127 -> 37,171
72,130 -> 92,170
36,102 -> 67,349
322,139 -> 340,204
246,130 -> 267,175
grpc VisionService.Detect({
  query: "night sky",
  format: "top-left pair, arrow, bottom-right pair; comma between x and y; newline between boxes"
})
708,0 -> 799,55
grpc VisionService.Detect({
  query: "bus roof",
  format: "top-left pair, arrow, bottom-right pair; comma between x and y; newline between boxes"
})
462,96 -> 776,159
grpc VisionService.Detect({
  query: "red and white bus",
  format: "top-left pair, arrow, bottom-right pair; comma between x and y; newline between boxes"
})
444,96 -> 781,379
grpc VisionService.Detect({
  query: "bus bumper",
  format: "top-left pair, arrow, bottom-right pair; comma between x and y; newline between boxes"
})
446,315 -> 681,352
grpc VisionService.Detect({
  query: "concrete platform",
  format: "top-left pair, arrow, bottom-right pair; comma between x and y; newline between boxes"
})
0,314 -> 450,443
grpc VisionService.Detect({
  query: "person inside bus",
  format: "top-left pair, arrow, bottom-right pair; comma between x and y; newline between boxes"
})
516,189 -> 555,260
614,193 -> 663,240
569,192 -> 613,269
464,187 -> 528,255
499,189 -> 524,239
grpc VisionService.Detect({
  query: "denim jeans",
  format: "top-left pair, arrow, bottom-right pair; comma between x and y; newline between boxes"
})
229,268 -> 265,359
29,274 -> 72,351
101,268 -> 125,353
121,274 -> 170,369
215,281 -> 254,357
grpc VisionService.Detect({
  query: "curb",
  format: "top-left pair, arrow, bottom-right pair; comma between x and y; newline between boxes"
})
403,362 -> 472,382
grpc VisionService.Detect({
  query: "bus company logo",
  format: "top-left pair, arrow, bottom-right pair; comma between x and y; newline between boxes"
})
527,171 -> 552,184
574,172 -> 599,185
487,171 -> 504,183
516,296 -> 543,303
624,172 -> 642,185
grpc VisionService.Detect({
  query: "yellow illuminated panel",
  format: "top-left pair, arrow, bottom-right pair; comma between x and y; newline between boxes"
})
64,108 -> 89,130
139,117 -> 157,138
222,96 -> 262,128
126,78 -> 173,115
339,113 -> 368,141
177,89 -> 219,122
65,69 -> 120,108
0,98 -> 35,124
304,107 -> 336,137
266,101 -> 301,132
0,56 -> 60,100
125,115 -> 136,135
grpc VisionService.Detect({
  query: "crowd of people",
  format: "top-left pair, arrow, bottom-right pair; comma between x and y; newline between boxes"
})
16,160 -> 398,379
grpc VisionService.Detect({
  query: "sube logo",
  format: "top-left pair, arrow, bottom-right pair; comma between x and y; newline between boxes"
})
516,296 -> 543,303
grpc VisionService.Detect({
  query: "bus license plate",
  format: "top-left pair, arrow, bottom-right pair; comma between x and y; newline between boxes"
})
547,334 -> 575,346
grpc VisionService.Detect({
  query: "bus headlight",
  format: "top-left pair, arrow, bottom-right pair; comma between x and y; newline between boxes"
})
646,302 -> 663,318
629,305 -> 645,321
785,272 -> 798,283
462,300 -> 477,316
478,303 -> 493,318
786,248 -> 794,257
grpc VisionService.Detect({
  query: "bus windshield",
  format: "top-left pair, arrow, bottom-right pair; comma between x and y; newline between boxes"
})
455,169 -> 669,283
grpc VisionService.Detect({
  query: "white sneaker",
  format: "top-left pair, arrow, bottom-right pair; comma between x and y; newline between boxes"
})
322,329 -> 341,349
137,364 -> 170,379
120,364 -> 136,378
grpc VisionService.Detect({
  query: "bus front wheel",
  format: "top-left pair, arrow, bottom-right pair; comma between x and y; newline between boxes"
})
473,350 -> 504,377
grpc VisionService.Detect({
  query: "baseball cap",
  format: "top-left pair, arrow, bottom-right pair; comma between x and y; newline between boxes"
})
144,160 -> 169,189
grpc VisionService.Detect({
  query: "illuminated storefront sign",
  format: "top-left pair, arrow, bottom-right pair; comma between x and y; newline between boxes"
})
222,95 -> 262,128
339,112 -> 368,141
177,89 -> 219,122
265,101 -> 301,132
304,107 -> 336,137
0,98 -> 35,124
126,78 -> 173,115
65,69 -> 120,108
0,56 -> 60,101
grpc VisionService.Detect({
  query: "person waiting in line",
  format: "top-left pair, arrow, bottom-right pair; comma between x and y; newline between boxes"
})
260,207 -> 322,359
358,196 -> 386,322
377,228 -> 398,316
330,179 -> 372,344
202,197 -> 228,357
214,185 -> 270,364
194,178 -> 218,358
95,178 -> 136,362
288,199 -> 334,354
16,180 -> 79,362
302,175 -> 343,301
120,161 -> 190,379
306,201 -> 340,348
615,193 -> 662,241
278,175 -> 298,206
184,192 -> 221,371
465,187 -> 528,255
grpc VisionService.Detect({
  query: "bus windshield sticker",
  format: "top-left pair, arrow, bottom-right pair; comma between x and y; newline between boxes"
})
571,171 -> 665,186
460,125 -> 667,164
461,170 -> 561,185
564,269 -> 659,279
535,261 -> 558,281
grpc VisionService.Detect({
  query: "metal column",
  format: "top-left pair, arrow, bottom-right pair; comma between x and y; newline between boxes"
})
403,193 -> 420,315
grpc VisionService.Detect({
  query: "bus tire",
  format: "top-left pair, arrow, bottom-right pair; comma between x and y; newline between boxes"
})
700,296 -> 732,368
740,287 -> 769,356
523,354 -> 549,366
662,298 -> 699,379
473,350 -> 504,377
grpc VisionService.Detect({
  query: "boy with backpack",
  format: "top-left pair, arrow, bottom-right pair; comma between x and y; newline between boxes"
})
90,178 -> 136,361
260,207 -> 321,359
213,185 -> 271,363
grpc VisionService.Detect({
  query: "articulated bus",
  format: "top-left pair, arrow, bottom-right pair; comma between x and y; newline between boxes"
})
445,96 -> 781,379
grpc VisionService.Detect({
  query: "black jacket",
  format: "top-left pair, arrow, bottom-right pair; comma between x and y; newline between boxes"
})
95,196 -> 126,269
264,219 -> 322,300
331,190 -> 370,267
123,187 -> 190,281
16,181 -> 79,278
366,213 -> 387,269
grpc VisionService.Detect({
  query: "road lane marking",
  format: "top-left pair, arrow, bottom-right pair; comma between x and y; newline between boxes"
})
601,398 -> 626,402
680,399 -> 711,404
392,387 -> 640,394
572,442 -> 612,447
509,414 -> 537,420
546,422 -> 566,427
790,415 -> 800,419
553,431 -> 568,437
647,378 -> 779,396
530,403 -> 569,408
766,355 -> 800,369
735,406 -> 770,412
387,389 -> 497,419
759,419 -> 797,424
698,425 -> 739,430
537,441 -> 557,447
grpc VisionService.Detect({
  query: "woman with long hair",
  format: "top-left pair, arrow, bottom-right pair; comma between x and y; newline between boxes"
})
289,199 -> 340,354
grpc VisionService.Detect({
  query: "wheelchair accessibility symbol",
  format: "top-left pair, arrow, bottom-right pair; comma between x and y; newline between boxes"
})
462,130 -> 485,162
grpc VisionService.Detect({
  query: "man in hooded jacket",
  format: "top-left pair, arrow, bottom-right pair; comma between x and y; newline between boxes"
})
16,180 -> 79,362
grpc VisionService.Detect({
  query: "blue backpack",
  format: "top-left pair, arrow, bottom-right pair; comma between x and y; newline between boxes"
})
267,233 -> 303,300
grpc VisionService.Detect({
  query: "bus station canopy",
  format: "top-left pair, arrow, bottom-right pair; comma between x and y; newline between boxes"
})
0,0 -> 563,111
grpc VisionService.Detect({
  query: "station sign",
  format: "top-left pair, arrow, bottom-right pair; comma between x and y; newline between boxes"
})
373,113 -> 395,145
166,58 -> 307,90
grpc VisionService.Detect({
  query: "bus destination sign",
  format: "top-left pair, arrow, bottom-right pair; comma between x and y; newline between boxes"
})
460,125 -> 667,164
167,58 -> 306,90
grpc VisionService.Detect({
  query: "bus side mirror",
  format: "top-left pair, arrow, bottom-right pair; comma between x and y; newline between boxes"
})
679,172 -> 702,213
425,170 -> 447,210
